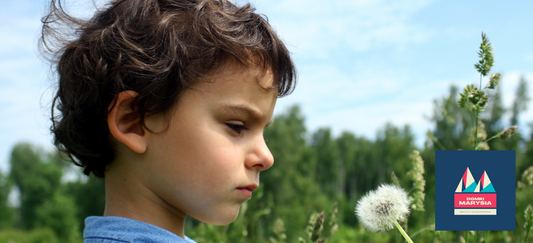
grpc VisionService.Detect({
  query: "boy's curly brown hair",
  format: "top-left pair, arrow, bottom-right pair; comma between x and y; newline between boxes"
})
40,0 -> 296,178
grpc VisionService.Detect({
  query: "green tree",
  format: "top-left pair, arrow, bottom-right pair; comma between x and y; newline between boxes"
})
64,175 -> 106,232
510,76 -> 530,126
9,143 -> 62,229
312,128 -> 342,198
520,123 -> 533,178
336,131 -> 377,226
7,142 -> 83,241
35,192 -> 81,241
423,85 -> 473,228
375,123 -> 415,186
262,105 -> 330,242
427,85 -> 472,150
339,133 -> 377,198
0,171 -> 14,229
0,228 -> 59,243
335,132 -> 358,197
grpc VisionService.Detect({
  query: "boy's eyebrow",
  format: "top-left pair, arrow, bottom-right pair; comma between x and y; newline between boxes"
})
221,103 -> 265,121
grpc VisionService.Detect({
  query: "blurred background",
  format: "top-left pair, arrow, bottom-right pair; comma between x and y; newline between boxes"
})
1,0 -> 532,242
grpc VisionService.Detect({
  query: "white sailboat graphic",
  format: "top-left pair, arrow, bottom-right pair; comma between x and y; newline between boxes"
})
480,170 -> 496,192
455,177 -> 463,193
455,167 -> 477,193
455,168 -> 496,193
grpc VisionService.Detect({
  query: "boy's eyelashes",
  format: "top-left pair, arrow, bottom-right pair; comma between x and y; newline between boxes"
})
226,122 -> 248,135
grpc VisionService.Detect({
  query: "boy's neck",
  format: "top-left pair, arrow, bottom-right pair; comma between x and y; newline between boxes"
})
103,162 -> 187,239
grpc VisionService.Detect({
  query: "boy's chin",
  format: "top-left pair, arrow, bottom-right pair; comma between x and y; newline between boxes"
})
193,206 -> 242,226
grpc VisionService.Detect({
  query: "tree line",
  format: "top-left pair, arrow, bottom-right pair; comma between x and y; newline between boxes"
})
0,76 -> 531,242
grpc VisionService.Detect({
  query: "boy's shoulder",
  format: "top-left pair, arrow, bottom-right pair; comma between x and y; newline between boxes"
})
83,216 -> 195,243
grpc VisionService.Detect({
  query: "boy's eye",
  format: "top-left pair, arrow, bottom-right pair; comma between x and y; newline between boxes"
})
226,123 -> 248,135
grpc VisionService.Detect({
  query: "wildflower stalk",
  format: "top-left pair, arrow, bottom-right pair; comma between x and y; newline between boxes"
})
312,212 -> 324,242
518,166 -> 533,189
525,204 -> 533,243
474,72 -> 482,149
270,218 -> 287,243
391,171 -> 401,187
426,130 -> 446,150
459,32 -> 502,150
306,212 -> 324,243
329,203 -> 338,237
475,126 -> 519,150
476,133 -> 499,150
409,224 -> 434,238
393,220 -> 414,243
407,150 -> 425,212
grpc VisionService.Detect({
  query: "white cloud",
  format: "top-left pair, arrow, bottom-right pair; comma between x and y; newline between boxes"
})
0,0 -> 43,55
274,66 -> 533,147
254,0 -> 435,57
2,0 -> 532,172
0,0 -> 53,172
267,0 -> 533,147
274,60 -> 458,146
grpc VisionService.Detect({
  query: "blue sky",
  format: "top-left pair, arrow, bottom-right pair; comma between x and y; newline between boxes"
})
1,0 -> 532,172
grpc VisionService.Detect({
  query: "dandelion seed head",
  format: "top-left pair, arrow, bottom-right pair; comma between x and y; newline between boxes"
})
355,184 -> 411,232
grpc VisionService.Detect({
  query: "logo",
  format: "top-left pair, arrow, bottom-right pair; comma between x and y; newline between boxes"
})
453,167 -> 496,215
435,150 -> 515,231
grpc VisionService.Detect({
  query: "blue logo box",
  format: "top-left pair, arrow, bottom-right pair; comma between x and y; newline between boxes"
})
435,150 -> 515,231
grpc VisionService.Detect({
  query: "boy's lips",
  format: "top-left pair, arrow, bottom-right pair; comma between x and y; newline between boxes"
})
236,184 -> 258,191
236,184 -> 258,198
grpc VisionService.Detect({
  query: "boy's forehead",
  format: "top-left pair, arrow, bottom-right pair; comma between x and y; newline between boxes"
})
207,58 -> 276,89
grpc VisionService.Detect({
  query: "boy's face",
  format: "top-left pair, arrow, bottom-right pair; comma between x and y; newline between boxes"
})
141,60 -> 276,225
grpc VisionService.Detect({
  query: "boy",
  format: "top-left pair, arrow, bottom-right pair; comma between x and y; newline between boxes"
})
40,0 -> 296,242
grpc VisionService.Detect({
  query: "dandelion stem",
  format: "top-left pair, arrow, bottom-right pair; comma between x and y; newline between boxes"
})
465,231 -> 469,243
393,220 -> 413,243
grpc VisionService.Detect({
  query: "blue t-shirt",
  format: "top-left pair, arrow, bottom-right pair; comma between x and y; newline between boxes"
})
84,216 -> 196,243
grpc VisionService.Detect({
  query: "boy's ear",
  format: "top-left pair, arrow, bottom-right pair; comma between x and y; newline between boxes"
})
107,91 -> 147,154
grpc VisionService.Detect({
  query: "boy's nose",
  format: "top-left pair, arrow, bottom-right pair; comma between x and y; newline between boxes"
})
245,135 -> 274,172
